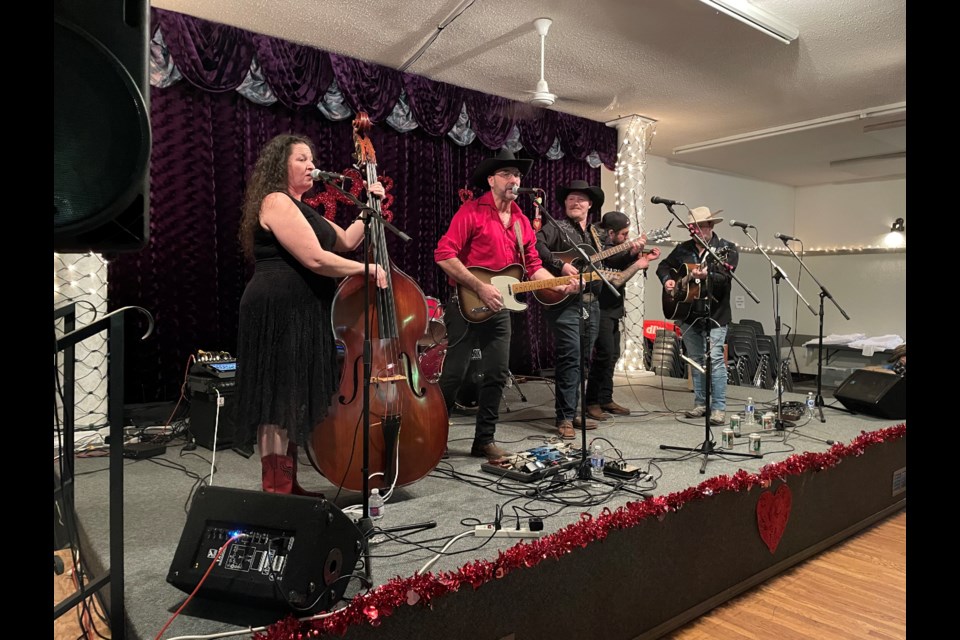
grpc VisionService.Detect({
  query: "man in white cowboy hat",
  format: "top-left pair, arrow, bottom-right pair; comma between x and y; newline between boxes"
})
584,211 -> 661,421
435,149 -> 577,461
535,179 -> 609,440
655,206 -> 740,426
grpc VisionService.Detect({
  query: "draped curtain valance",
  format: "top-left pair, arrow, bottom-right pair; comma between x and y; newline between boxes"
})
151,8 -> 616,169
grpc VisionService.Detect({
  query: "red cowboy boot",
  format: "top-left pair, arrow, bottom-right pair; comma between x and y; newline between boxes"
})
261,453 -> 294,493
287,442 -> 325,498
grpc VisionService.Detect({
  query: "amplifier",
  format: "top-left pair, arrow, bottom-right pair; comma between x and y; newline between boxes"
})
187,374 -> 237,397
167,487 -> 363,613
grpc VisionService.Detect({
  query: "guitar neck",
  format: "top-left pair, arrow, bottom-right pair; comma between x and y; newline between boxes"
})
591,241 -> 653,263
518,270 -> 616,294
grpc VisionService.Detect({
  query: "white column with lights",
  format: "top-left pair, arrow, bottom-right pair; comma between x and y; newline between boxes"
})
610,115 -> 657,376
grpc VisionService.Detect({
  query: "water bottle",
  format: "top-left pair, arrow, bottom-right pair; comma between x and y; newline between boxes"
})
590,444 -> 605,479
806,392 -> 816,417
368,488 -> 384,520
745,397 -> 755,425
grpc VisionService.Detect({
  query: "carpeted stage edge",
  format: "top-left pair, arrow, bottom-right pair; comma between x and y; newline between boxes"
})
326,431 -> 906,640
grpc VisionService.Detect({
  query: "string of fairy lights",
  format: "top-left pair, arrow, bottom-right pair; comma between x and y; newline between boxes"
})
54,252 -> 109,433
612,115 -> 658,374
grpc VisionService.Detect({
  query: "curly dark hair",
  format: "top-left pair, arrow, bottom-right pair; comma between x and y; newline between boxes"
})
239,133 -> 316,260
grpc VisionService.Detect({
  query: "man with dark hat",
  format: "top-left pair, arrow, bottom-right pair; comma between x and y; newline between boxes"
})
584,211 -> 661,421
535,179 -> 610,440
435,150 -> 576,461
656,206 -> 739,426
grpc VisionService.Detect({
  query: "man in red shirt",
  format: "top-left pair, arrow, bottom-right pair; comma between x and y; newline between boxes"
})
435,150 -> 576,461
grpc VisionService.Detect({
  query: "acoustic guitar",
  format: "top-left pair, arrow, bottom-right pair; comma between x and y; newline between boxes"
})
457,265 -> 607,323
661,247 -> 729,321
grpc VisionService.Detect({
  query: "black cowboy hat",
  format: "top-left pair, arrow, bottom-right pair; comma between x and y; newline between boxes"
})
556,180 -> 605,214
471,149 -> 534,190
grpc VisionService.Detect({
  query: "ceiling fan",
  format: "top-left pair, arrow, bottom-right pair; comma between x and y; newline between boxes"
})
524,18 -> 557,107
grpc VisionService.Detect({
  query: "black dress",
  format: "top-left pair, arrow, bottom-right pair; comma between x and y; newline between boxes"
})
235,194 -> 340,447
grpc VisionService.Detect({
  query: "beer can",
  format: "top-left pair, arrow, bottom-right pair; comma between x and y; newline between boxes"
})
721,428 -> 735,449
730,413 -> 742,435
749,432 -> 762,454
762,412 -> 774,431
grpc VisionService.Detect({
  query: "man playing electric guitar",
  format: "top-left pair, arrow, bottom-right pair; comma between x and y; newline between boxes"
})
434,150 -> 577,461
584,211 -> 661,421
655,206 -> 739,426
534,179 -> 609,439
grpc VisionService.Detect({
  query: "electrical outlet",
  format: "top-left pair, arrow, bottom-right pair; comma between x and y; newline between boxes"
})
474,525 -> 542,539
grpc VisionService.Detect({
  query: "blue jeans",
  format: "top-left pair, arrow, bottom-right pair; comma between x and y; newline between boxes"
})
545,299 -> 600,423
680,320 -> 728,411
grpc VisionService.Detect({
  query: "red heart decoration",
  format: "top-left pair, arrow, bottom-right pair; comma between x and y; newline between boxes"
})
756,483 -> 792,554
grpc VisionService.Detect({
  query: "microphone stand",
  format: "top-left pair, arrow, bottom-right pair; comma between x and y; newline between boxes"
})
655,203 -> 760,473
524,195 -> 648,500
318,177 -> 434,582
778,238 -> 851,423
735,228 -> 816,439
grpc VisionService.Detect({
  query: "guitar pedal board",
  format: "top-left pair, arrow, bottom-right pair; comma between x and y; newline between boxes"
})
190,350 -> 237,378
480,443 -> 582,483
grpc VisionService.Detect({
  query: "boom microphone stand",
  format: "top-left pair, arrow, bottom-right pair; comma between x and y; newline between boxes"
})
319,176 -> 436,581
733,227 -> 816,436
655,200 -> 760,473
777,235 -> 851,423
520,193 -> 647,499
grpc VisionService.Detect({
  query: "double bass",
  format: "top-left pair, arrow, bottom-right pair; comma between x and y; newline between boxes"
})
310,113 -> 449,492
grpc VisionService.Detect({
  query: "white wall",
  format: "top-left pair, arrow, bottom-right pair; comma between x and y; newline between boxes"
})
600,157 -> 906,359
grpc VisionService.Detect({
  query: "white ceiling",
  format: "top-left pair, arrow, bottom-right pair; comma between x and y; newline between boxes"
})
152,0 -> 906,187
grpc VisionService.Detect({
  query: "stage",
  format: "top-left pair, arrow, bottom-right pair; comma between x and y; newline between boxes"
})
63,373 -> 906,640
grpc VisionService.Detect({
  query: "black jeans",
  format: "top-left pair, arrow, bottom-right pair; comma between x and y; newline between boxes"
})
585,312 -> 620,406
438,296 -> 510,445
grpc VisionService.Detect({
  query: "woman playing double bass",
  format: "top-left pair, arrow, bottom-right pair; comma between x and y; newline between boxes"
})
236,133 -> 386,495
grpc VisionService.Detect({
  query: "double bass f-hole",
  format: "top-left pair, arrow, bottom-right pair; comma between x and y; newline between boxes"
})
309,112 -> 449,492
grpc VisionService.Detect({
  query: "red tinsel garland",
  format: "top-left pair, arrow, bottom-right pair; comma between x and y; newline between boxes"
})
253,424 -> 906,640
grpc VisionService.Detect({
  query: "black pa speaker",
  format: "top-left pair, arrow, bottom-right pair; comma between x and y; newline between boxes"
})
834,369 -> 906,419
167,487 -> 363,613
54,0 -> 151,253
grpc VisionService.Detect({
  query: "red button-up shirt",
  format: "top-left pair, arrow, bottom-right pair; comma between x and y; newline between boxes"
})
434,190 -> 543,285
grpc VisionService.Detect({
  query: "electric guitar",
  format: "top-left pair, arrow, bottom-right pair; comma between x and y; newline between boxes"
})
534,227 -> 669,306
661,247 -> 730,322
457,265 -> 608,323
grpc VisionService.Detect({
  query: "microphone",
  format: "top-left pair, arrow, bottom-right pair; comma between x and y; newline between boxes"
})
729,220 -> 755,229
774,232 -> 799,242
310,169 -> 351,183
511,186 -> 542,195
651,196 -> 684,206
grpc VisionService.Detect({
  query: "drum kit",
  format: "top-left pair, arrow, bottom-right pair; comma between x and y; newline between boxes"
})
416,296 -> 525,410
418,297 -> 447,383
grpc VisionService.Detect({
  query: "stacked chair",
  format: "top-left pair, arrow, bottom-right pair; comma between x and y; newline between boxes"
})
726,322 -> 760,387
648,328 -> 685,378
726,321 -> 794,392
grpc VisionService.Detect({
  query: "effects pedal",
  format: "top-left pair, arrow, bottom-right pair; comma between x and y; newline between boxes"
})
603,460 -> 641,480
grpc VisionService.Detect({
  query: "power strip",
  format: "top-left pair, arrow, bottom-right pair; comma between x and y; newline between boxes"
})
474,525 -> 542,539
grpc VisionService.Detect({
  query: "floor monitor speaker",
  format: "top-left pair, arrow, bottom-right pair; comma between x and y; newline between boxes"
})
167,487 -> 363,613
834,369 -> 906,419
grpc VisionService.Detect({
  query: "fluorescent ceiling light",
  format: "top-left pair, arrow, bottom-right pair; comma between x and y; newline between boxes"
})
829,152 -> 905,169
698,0 -> 799,44
673,102 -> 906,155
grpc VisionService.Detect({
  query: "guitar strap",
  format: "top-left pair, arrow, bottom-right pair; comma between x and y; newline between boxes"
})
513,221 -> 527,275
589,224 -> 604,255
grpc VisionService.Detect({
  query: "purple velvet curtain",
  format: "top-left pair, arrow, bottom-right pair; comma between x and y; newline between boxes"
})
329,54 -> 402,123
252,36 -> 333,109
110,10 -> 609,402
401,73 -> 465,137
